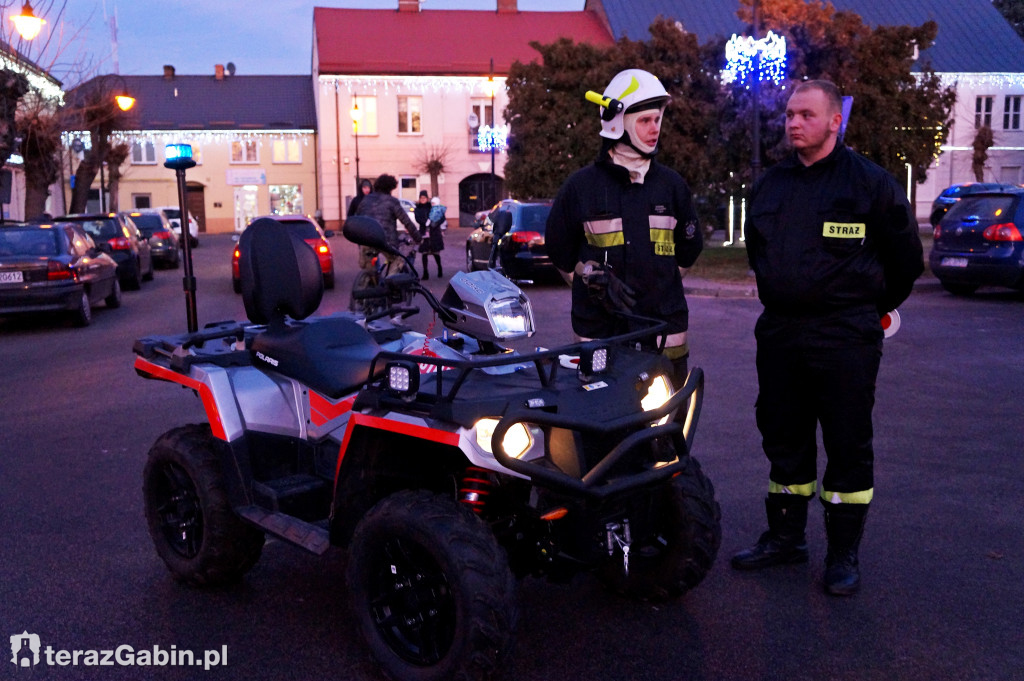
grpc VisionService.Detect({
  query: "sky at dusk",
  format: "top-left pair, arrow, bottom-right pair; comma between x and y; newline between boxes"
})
22,0 -> 584,83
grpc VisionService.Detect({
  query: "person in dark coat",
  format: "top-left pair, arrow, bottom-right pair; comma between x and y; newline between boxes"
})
419,196 -> 446,279
347,178 -> 373,218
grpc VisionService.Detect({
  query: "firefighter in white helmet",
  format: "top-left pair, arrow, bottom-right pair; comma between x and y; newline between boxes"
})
546,68 -> 703,388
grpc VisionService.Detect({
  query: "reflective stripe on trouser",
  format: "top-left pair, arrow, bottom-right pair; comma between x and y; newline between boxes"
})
583,217 -> 624,248
755,340 -> 881,501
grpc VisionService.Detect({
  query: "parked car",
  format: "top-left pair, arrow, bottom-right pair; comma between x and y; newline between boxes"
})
929,187 -> 1024,295
56,213 -> 153,290
155,206 -> 199,247
465,199 -> 554,281
123,211 -> 180,268
232,214 -> 335,292
0,221 -> 121,326
930,182 -> 1017,227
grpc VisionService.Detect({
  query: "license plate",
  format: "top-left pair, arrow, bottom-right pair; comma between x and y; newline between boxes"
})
0,271 -> 24,283
941,257 -> 968,268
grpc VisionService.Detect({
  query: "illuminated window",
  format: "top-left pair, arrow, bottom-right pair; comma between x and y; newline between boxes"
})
1004,96 -> 1021,130
398,96 -> 422,134
976,96 -> 994,128
269,184 -> 303,214
131,142 -> 156,164
470,100 -> 494,150
351,95 -> 378,136
271,139 -> 302,163
231,140 -> 259,163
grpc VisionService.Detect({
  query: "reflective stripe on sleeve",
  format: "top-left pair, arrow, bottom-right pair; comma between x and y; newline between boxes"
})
769,480 -> 817,497
648,214 -> 677,244
821,488 -> 873,504
584,217 -> 624,248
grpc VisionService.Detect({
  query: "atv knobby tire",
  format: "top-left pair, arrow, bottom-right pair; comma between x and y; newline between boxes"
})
142,424 -> 264,586
599,455 -> 721,601
347,490 -> 518,681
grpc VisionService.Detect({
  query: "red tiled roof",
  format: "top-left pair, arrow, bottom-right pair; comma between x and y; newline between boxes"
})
314,8 -> 615,76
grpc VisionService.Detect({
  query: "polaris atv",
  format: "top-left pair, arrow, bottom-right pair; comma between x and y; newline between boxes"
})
133,216 -> 721,681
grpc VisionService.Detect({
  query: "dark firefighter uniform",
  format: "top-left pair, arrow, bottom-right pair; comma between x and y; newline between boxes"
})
745,141 -> 923,507
546,154 -> 703,346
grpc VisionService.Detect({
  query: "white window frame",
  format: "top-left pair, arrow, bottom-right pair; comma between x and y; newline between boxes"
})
271,139 -> 302,164
470,100 -> 495,150
1004,96 -> 1021,131
230,139 -> 259,164
351,95 -> 378,136
397,95 -> 422,135
131,141 -> 156,165
976,96 -> 994,128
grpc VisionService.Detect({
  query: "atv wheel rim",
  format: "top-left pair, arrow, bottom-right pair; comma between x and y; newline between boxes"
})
152,462 -> 204,558
367,537 -> 455,666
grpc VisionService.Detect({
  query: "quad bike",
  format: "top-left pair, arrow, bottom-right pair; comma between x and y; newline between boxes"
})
133,215 -> 721,681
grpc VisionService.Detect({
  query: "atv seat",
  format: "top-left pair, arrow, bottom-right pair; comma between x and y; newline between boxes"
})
239,218 -> 382,398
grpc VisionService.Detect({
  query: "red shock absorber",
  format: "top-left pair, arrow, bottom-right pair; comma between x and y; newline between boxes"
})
458,466 -> 493,514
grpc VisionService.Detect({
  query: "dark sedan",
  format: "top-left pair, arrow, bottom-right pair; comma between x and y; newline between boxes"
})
57,213 -> 154,290
929,188 -> 1024,295
929,182 -> 1018,227
465,199 -> 554,282
124,211 -> 180,268
0,221 -> 121,326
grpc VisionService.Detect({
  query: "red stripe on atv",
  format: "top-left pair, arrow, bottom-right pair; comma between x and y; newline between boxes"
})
309,392 -> 355,427
133,356 -> 227,441
334,413 -> 461,481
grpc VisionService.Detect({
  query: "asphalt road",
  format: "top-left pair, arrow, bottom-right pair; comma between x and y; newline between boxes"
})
1,231 -> 1022,681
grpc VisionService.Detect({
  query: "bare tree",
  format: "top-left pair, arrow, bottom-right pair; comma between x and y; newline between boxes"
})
972,125 -> 994,182
414,142 -> 453,198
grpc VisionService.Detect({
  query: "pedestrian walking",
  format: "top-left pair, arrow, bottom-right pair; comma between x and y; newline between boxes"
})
353,174 -> 420,270
731,80 -> 924,596
348,178 -> 373,218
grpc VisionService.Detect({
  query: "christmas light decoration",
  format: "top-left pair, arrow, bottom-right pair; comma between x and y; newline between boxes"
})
63,129 -> 313,149
320,74 -> 502,97
477,124 -> 508,152
722,30 -> 787,86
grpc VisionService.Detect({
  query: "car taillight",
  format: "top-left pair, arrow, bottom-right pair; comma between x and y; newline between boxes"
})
47,260 -> 76,281
108,236 -> 132,250
510,231 -> 542,244
154,230 -> 172,239
232,248 -> 240,261
982,223 -> 1023,242
933,224 -> 942,239
317,244 -> 330,254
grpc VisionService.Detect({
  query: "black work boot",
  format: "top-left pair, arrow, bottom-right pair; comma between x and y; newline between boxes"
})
823,502 -> 869,596
731,494 -> 810,570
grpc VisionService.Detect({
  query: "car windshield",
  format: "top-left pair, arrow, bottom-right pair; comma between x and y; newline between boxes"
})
130,215 -> 165,236
278,219 -> 320,239
65,218 -> 119,240
0,228 -> 60,256
944,195 -> 1017,223
516,206 -> 552,232
163,208 -> 181,220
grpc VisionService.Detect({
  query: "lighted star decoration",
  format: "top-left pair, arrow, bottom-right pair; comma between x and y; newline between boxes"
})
722,30 -> 788,86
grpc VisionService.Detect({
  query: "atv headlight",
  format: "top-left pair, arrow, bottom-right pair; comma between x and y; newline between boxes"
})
641,375 -> 672,425
475,418 -> 533,459
488,297 -> 534,338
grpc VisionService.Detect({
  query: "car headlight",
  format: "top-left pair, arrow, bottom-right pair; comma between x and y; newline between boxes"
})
641,375 -> 672,425
475,418 -> 533,459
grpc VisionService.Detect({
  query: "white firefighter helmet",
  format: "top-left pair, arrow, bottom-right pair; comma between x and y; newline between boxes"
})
598,69 -> 670,140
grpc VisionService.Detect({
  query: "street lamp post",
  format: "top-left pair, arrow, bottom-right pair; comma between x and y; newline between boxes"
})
350,98 -> 361,192
96,75 -> 135,213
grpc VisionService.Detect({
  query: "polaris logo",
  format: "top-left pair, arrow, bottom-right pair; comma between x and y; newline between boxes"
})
255,351 -> 279,367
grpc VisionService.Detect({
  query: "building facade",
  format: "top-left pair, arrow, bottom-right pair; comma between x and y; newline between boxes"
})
69,67 -> 317,234
312,1 -> 614,228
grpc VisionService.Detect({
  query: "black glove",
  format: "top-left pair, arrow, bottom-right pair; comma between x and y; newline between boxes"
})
576,260 -> 636,312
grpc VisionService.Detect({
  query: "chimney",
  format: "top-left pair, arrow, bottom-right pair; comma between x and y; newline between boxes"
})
398,0 -> 419,12
497,0 -> 517,13
163,65 -> 175,79
215,64 -> 225,80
